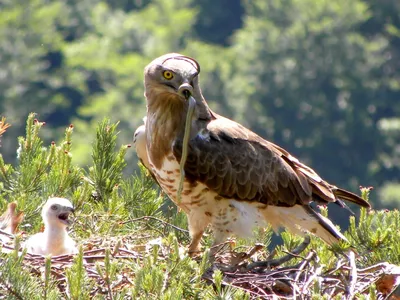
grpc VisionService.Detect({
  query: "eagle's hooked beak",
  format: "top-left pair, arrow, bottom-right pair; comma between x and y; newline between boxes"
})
178,83 -> 194,100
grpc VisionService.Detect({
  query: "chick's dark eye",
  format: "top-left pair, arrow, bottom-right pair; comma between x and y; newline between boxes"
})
51,205 -> 58,210
162,70 -> 174,80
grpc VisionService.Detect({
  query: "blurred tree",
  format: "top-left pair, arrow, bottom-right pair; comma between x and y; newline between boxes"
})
193,0 -> 244,45
226,0 -> 400,204
378,181 -> 400,209
359,0 -> 400,198
0,0 -> 71,162
61,0 -> 228,166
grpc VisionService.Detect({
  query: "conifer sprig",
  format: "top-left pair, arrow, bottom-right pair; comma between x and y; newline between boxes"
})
0,116 -> 10,145
88,118 -> 129,205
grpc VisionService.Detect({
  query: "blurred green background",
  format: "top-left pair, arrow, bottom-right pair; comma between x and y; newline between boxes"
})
0,0 -> 399,209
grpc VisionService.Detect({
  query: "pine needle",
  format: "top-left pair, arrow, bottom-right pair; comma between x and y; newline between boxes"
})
0,117 -> 11,137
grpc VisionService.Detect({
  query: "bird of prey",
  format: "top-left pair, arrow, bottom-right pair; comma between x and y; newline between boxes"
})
24,197 -> 77,256
142,53 -> 370,256
0,202 -> 24,243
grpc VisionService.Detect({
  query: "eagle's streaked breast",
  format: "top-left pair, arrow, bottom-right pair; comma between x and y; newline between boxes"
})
151,153 -> 267,238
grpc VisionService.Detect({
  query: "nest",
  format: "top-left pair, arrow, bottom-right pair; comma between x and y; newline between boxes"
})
205,237 -> 400,299
1,231 -> 400,299
0,235 -> 144,297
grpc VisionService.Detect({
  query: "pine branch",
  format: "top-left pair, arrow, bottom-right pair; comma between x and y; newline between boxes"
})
1,281 -> 25,300
88,118 -> 129,206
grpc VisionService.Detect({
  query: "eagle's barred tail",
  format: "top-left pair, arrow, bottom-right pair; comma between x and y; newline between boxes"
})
264,205 -> 348,246
303,206 -> 348,245
334,188 -> 370,208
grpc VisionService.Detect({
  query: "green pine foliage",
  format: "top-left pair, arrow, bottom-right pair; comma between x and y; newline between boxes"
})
347,188 -> 400,266
0,238 -> 61,299
120,167 -> 163,218
65,247 -> 92,299
88,118 -> 129,205
0,113 -> 84,230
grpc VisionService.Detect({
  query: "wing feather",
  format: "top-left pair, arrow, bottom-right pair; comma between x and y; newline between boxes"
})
174,118 -> 311,206
173,115 -> 370,209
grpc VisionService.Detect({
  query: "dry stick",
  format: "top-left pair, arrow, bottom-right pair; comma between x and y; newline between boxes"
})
231,244 -> 265,266
358,262 -> 392,274
217,244 -> 264,273
294,251 -> 316,281
177,96 -> 196,204
118,248 -> 143,256
80,248 -> 107,255
347,251 -> 357,299
122,216 -> 189,234
209,240 -> 235,259
246,236 -> 311,270
302,264 -> 324,293
249,282 -> 271,298
293,250 -> 316,298
230,270 -> 294,284
323,258 -> 347,275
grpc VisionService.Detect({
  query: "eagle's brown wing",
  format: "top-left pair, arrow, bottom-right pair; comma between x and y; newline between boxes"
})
173,115 -> 370,209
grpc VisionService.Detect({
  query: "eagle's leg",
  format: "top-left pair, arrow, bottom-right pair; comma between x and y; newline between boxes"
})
187,211 -> 210,257
188,231 -> 204,257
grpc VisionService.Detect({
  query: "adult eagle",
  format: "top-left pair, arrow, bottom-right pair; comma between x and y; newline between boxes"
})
140,53 -> 370,256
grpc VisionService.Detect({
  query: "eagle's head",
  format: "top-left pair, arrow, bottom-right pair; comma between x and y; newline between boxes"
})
42,197 -> 75,228
144,53 -> 201,104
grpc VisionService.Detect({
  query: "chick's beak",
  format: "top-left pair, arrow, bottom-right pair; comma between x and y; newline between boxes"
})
58,206 -> 75,226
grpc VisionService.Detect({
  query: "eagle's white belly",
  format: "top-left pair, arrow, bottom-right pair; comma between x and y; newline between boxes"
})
152,154 -> 268,239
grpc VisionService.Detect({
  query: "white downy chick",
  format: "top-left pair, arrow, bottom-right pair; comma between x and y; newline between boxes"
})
25,197 -> 78,256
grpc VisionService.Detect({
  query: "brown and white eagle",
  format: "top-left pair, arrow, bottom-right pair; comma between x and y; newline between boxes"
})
139,53 -> 370,255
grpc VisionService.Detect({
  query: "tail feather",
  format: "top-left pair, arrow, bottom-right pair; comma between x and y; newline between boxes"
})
334,188 -> 370,208
303,206 -> 347,245
263,205 -> 348,246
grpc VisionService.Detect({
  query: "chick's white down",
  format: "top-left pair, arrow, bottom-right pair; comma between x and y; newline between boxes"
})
24,197 -> 78,256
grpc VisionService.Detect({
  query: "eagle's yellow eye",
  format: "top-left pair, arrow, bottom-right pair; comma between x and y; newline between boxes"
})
163,70 -> 174,80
